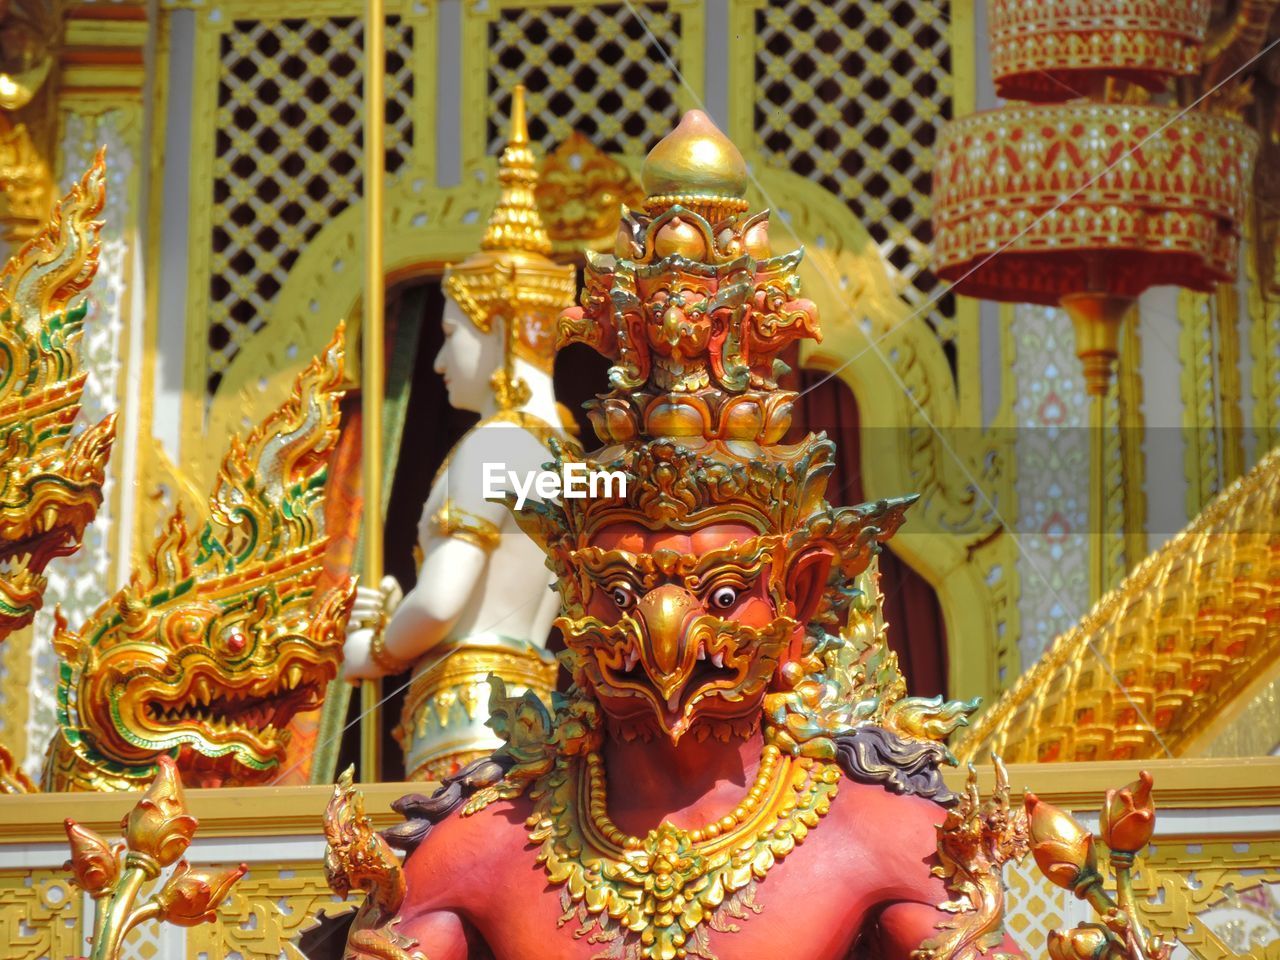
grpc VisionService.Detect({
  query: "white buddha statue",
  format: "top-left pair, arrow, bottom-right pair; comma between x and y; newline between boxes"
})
342,86 -> 577,781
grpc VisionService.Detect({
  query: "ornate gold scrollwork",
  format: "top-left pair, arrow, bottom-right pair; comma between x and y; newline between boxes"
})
0,151 -> 116,647
44,327 -> 354,791
914,760 -> 1029,960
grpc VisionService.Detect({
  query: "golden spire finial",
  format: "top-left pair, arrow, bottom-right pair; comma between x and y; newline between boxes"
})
445,86 -> 576,374
641,110 -> 749,213
481,84 -> 551,256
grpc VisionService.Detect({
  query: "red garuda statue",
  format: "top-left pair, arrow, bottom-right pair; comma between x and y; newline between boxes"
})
316,112 -> 1021,960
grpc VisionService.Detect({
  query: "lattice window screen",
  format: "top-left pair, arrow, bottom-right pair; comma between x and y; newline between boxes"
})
207,16 -> 415,396
486,2 -> 681,157
753,0 -> 954,332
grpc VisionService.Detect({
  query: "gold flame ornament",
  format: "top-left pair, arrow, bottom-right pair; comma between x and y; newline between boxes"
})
44,327 -> 356,791
62,755 -> 247,960
913,759 -> 1030,960
443,84 -> 576,409
0,149 -> 116,643
322,766 -> 425,960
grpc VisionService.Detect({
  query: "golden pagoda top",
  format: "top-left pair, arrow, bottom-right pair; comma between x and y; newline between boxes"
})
640,108 -> 750,219
479,83 -> 552,257
444,84 -> 575,375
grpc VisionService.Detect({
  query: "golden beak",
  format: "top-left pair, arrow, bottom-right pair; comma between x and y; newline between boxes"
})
634,584 -> 700,702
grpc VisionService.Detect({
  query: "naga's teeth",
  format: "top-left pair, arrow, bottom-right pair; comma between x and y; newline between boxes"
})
711,651 -> 725,668
286,666 -> 303,689
697,645 -> 707,661
623,649 -> 639,672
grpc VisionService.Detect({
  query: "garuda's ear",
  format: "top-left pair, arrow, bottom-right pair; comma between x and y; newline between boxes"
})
784,544 -> 836,626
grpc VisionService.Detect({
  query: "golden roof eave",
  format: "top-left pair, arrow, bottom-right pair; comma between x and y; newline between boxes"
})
956,446 -> 1280,764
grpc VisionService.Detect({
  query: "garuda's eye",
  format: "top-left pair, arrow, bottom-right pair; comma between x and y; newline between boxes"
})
608,582 -> 636,610
710,585 -> 738,610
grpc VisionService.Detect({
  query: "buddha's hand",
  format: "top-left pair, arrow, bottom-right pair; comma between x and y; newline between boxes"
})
341,576 -> 406,681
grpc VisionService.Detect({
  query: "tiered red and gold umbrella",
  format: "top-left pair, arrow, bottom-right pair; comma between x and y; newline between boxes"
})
932,0 -> 1259,598
934,0 -> 1257,395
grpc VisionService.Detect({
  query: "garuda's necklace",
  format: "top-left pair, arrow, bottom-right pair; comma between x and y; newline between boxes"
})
526,744 -> 842,960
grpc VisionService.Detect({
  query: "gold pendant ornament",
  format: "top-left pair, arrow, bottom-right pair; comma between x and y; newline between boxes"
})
529,745 -> 841,960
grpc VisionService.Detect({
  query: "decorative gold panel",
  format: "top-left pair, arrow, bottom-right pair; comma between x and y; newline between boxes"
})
184,862 -> 351,959
1002,840 -> 1280,960
200,13 -> 416,397
958,446 -> 1280,764
1138,839 -> 1280,960
1180,287 -> 1247,519
739,0 -> 961,336
0,868 -> 84,960
462,0 -> 704,171
1247,217 -> 1280,460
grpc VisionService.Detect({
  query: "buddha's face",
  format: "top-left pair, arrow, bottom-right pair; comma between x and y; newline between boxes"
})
557,521 -> 833,743
434,299 -> 502,413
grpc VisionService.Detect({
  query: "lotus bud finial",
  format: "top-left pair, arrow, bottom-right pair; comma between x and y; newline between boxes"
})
1047,926 -> 1113,960
152,860 -> 249,926
1025,791 -> 1098,891
121,755 -> 198,873
1101,770 -> 1155,854
63,820 -> 120,897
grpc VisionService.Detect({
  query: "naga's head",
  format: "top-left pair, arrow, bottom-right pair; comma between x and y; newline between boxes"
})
0,152 -> 116,641
47,329 -> 355,790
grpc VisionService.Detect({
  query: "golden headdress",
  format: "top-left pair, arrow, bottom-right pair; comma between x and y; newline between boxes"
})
443,85 -> 576,380
519,110 -> 921,691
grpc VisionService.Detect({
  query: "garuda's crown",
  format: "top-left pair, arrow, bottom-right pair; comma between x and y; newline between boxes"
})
0,152 -> 116,641
517,111 -> 914,632
46,328 -> 356,791
444,84 -> 577,376
558,109 -> 821,444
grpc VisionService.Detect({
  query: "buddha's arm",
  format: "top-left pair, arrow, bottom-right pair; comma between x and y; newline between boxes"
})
343,428 -> 519,679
